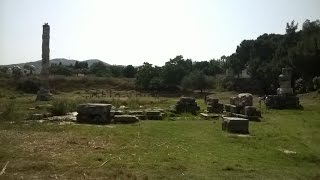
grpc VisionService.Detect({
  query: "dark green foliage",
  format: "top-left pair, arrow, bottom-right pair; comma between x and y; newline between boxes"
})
110,65 -> 125,77
161,55 -> 192,88
16,78 -> 40,94
123,65 -> 137,78
135,62 -> 160,90
90,62 -> 111,77
181,71 -> 213,92
49,64 -> 73,76
224,19 -> 320,93
0,100 -> 18,121
74,61 -> 88,69
50,99 -> 77,116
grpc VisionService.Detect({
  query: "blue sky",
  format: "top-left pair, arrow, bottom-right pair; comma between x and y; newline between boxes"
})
0,0 -> 319,66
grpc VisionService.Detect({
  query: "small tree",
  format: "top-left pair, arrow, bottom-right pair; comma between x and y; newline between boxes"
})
90,62 -> 110,77
181,71 -> 214,93
123,65 -> 137,78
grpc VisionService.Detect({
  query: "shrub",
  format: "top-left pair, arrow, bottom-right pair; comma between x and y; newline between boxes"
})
0,100 -> 18,121
17,78 -> 41,94
50,99 -> 78,116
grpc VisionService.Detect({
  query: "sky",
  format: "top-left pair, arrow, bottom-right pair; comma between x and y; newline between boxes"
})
0,0 -> 319,66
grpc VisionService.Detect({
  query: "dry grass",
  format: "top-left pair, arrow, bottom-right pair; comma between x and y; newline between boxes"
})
0,90 -> 320,179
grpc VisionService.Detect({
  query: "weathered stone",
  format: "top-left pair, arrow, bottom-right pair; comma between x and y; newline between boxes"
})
229,105 -> 240,114
146,110 -> 163,120
172,97 -> 200,114
200,113 -> 219,120
224,104 -> 231,112
30,113 -> 46,120
113,115 -> 139,123
237,93 -> 253,107
222,117 -> 249,134
136,115 -> 147,120
230,97 -> 239,106
265,95 -> 300,109
128,110 -> 144,115
36,23 -> 53,101
36,88 -> 53,101
265,68 -> 301,109
244,106 -> 258,116
207,98 -> 224,113
206,98 -> 219,105
77,103 -> 112,124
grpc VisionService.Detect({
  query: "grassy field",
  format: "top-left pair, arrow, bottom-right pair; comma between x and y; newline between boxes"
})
0,90 -> 320,179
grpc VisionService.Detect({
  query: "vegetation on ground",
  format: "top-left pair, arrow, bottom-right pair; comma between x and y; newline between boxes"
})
0,89 -> 319,179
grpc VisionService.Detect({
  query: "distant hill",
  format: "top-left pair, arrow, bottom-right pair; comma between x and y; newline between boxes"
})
2,58 -> 109,73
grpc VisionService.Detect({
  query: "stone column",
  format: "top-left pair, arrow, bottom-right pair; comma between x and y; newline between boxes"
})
36,23 -> 53,101
277,67 -> 293,95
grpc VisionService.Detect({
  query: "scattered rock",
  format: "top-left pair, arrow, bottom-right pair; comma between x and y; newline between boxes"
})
114,115 -> 139,124
200,113 -> 219,120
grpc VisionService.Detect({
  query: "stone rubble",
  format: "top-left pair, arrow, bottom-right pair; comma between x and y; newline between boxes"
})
206,97 -> 224,114
265,68 -> 301,109
171,97 -> 200,114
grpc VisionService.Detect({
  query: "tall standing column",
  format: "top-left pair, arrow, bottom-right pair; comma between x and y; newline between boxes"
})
41,23 -> 50,86
36,23 -> 53,101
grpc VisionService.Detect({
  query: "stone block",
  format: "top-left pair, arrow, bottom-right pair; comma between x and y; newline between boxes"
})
200,113 -> 219,120
224,104 -> 231,112
77,103 -> 112,124
277,88 -> 293,95
146,110 -> 163,120
230,97 -> 239,105
128,110 -> 144,115
207,103 -> 224,113
244,106 -> 257,116
222,117 -> 249,134
230,105 -> 240,114
238,93 -> 253,106
206,98 -> 219,105
114,115 -> 139,123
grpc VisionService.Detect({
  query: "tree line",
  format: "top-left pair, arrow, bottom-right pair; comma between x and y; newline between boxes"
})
2,19 -> 318,93
135,19 -> 320,93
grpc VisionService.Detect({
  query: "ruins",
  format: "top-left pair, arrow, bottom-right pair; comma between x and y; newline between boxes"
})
265,68 -> 301,109
224,93 -> 261,121
36,23 -> 53,101
171,97 -> 200,114
222,116 -> 249,134
206,97 -> 224,113
77,103 -> 112,124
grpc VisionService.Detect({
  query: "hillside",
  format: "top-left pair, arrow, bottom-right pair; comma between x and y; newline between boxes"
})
1,58 -> 109,73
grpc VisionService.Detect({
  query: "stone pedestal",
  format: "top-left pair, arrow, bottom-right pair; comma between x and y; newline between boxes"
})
222,117 -> 249,134
77,103 -> 112,124
266,68 -> 301,109
36,88 -> 53,101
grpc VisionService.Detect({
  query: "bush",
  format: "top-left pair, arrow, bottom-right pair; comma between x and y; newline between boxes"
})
0,100 -> 18,121
50,99 -> 78,116
17,78 -> 41,94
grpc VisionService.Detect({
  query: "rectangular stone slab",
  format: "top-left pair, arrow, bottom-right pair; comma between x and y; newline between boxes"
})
222,117 -> 249,134
114,115 -> 139,123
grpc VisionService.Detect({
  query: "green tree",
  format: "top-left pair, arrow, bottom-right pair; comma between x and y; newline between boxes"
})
161,55 -> 192,88
110,65 -> 124,77
90,62 -> 110,77
123,65 -> 137,78
181,71 -> 213,93
135,62 -> 161,89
